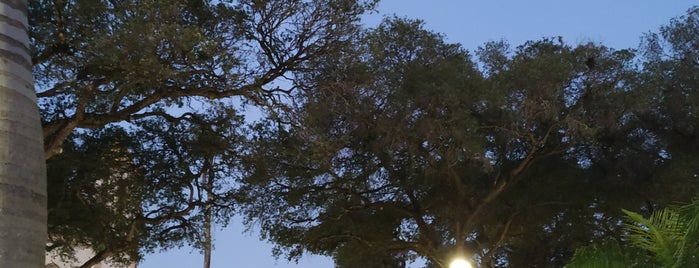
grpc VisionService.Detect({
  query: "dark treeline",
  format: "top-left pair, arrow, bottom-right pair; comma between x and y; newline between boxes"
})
32,1 -> 699,267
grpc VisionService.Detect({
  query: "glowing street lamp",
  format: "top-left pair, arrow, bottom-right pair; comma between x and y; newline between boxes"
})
449,258 -> 473,268
451,222 -> 473,268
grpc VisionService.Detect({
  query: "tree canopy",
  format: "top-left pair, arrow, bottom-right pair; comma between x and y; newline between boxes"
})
31,1 -> 699,267
32,0 -> 377,266
236,8 -> 699,268
31,0 -> 376,158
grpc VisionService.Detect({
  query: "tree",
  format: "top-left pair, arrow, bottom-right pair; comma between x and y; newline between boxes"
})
237,18 -> 658,267
30,0 -> 376,159
631,6 -> 699,206
0,0 -> 47,267
565,7 -> 699,268
45,106 -> 248,267
32,0 -> 378,265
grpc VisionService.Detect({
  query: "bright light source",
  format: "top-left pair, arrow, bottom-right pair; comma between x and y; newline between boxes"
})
449,258 -> 473,268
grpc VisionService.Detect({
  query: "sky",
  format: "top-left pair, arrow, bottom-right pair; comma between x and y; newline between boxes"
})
139,1 -> 698,267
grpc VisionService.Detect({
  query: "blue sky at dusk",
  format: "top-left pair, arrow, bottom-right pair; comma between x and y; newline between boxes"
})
139,1 -> 698,267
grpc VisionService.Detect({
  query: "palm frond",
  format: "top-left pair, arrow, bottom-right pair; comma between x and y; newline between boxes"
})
565,243 -> 632,268
673,200 -> 699,267
566,198 -> 699,268
622,208 -> 679,266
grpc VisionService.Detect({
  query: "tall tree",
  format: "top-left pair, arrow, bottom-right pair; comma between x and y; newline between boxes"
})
33,0 -> 378,265
0,0 -> 47,267
45,107 -> 244,267
237,18 -> 665,267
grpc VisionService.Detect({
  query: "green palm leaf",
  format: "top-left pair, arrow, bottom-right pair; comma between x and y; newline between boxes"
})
674,200 -> 699,266
622,208 -> 681,266
567,199 -> 699,268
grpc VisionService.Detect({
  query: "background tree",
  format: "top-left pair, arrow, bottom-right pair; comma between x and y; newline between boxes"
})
565,7 -> 699,268
0,0 -> 47,267
236,16 -> 692,267
631,6 -> 699,206
32,0 -> 377,266
46,106 -> 244,267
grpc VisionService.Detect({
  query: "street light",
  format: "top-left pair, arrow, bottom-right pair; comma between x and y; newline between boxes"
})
451,222 -> 473,268
449,258 -> 473,268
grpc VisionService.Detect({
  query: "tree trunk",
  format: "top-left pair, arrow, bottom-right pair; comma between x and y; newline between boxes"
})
202,157 -> 213,268
0,0 -> 48,267
203,203 -> 212,268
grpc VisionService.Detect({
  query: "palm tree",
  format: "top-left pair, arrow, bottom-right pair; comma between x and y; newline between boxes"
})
0,0 -> 47,267
566,199 -> 699,268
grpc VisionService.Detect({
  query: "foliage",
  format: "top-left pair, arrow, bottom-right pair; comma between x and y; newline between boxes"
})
47,127 -> 145,264
565,242 -> 644,268
236,6 -> 699,267
566,199 -> 699,268
46,106 -> 245,265
236,16 -> 676,267
33,0 -> 377,265
31,0 -> 377,158
33,1 -> 699,267
634,6 -> 699,205
564,8 -> 699,265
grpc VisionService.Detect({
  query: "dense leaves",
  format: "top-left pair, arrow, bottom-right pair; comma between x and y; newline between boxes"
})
237,9 -> 699,268
31,0 -> 376,159
34,1 -> 699,267
47,127 -> 145,265
46,107 -> 245,265
33,0 -> 376,266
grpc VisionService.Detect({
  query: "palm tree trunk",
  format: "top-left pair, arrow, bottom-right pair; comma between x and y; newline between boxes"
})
0,0 -> 48,267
